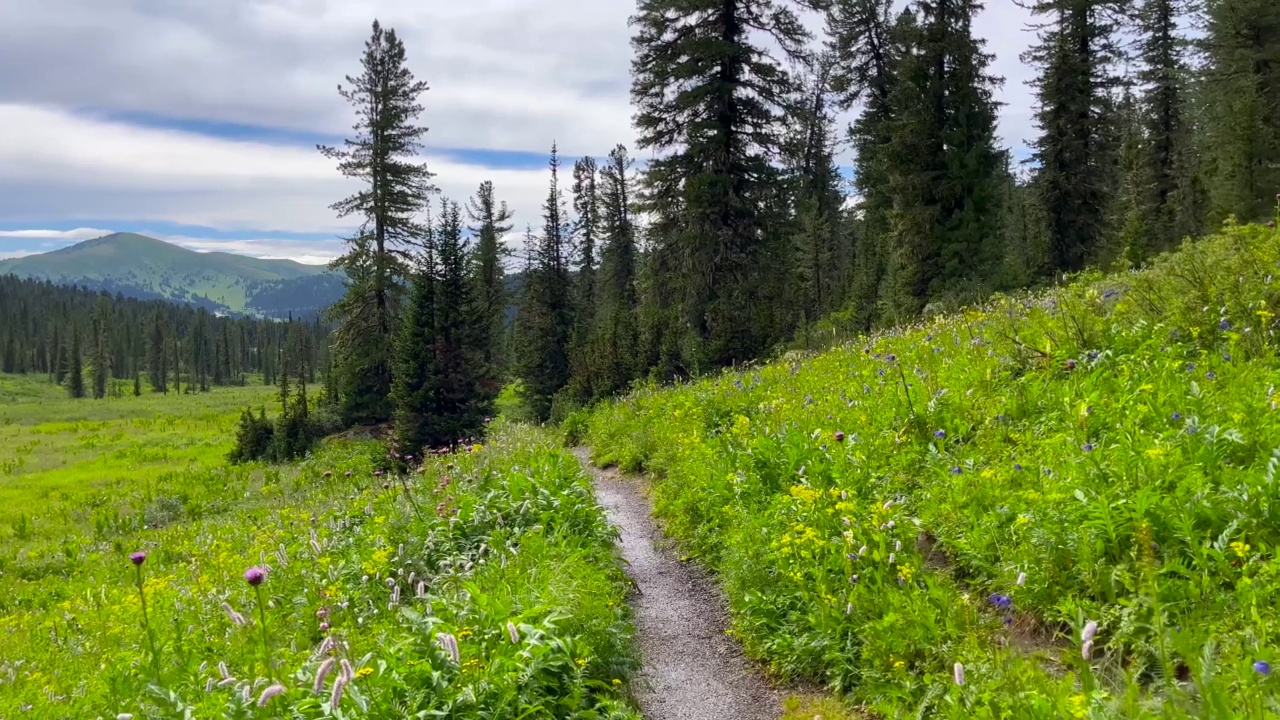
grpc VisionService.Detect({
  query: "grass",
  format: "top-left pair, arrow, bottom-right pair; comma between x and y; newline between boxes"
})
0,375 -> 639,718
585,221 -> 1280,719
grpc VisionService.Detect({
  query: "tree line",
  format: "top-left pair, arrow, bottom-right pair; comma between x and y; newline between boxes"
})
0,275 -> 328,399
322,1 -> 1280,434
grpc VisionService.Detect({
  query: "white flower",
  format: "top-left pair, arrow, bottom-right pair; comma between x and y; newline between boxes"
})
953,662 -> 965,686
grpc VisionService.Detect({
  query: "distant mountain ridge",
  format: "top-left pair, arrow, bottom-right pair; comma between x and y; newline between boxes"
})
0,232 -> 345,317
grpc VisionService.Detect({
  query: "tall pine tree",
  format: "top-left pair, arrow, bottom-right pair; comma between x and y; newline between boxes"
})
319,20 -> 436,425
466,181 -> 515,377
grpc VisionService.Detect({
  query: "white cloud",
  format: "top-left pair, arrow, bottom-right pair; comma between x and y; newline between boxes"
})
0,227 -> 115,240
0,104 -> 555,236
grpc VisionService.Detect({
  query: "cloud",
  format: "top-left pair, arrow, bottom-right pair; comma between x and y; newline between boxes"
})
0,227 -> 115,240
162,236 -> 346,265
0,104 -> 557,237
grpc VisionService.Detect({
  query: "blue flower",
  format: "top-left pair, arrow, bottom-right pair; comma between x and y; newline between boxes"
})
951,467 -> 963,475
989,594 -> 1012,610
1220,318 -> 1231,330
1206,371 -> 1217,380
886,354 -> 897,363
934,430 -> 946,439
1172,412 -> 1182,421
1083,443 -> 1094,452
1224,353 -> 1233,362
1186,363 -> 1196,372
1255,660 -> 1271,676
1013,463 -> 1023,471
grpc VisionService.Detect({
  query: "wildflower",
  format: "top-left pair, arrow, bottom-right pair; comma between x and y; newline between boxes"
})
221,602 -> 247,626
317,636 -> 335,656
244,567 -> 266,586
316,607 -> 328,619
319,622 -> 330,633
217,676 -> 237,688
1082,443 -> 1094,453
374,470 -> 383,477
1171,412 -> 1182,421
1082,620 -> 1098,643
330,674 -> 347,707
1220,318 -> 1231,330
1186,363 -> 1196,372
1206,371 -> 1217,380
315,658 -> 336,691
344,470 -> 352,477
118,715 -> 133,720
437,632 -> 460,663
1254,660 -> 1271,676
989,594 -> 1012,610
834,430 -> 845,442
894,539 -> 902,552
857,545 -> 868,557
1013,463 -> 1023,472
934,429 -> 946,439
953,662 -> 965,686
130,551 -> 146,566
257,684 -> 286,707
1065,358 -> 1077,370
951,466 -> 962,475
507,621 -> 520,644
888,552 -> 896,565
1016,572 -> 1026,586
356,667 -> 373,679
323,470 -> 332,478
341,658 -> 355,681
1081,640 -> 1093,661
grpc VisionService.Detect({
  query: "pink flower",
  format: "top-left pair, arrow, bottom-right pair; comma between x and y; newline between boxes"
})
507,621 -> 520,644
330,674 -> 347,707
257,684 -> 285,706
244,566 -> 266,586
130,551 -> 147,565
221,602 -> 247,626
314,658 -> 336,692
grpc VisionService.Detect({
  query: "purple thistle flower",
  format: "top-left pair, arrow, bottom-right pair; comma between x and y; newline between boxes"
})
130,551 -> 147,566
314,658 -> 336,691
257,684 -> 285,707
1254,660 -> 1271,676
244,566 -> 266,586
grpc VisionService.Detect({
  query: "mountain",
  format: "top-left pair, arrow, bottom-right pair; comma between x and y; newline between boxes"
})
0,233 -> 345,317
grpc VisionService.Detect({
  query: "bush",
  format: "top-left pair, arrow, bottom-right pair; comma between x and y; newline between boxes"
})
227,407 -> 273,463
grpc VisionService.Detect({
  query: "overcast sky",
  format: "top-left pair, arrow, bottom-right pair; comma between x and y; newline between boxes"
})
0,0 -> 1036,264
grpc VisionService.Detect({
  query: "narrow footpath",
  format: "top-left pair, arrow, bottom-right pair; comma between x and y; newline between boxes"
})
573,449 -> 782,720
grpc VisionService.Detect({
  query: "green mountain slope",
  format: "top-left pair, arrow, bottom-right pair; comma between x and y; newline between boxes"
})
0,233 -> 344,316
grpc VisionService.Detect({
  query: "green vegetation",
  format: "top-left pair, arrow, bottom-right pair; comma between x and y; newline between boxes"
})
0,232 -> 344,317
0,374 -> 638,718
585,223 -> 1280,718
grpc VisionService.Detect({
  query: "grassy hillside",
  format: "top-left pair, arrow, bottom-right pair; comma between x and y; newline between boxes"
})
0,232 -> 344,316
0,375 -> 638,718
584,221 -> 1280,718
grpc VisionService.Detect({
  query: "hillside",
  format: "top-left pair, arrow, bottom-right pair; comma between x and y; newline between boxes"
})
0,233 -> 345,317
583,222 -> 1280,718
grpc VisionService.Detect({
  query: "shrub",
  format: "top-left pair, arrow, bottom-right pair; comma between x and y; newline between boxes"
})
227,407 -> 273,463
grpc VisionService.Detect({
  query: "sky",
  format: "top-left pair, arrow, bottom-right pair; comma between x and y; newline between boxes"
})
0,0 -> 1036,265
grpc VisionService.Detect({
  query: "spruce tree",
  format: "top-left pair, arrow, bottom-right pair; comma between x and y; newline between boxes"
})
319,20 -> 436,425
631,0 -> 809,367
1202,0 -> 1280,225
826,0 -> 903,328
391,239 -> 442,458
148,309 -> 168,393
466,181 -> 514,376
434,199 -> 489,442
515,147 -> 574,421
1021,0 -> 1127,273
594,145 -> 641,397
91,297 -> 111,399
66,326 -> 85,399
565,156 -> 601,402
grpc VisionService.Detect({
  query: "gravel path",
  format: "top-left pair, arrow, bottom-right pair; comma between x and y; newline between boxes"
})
574,449 -> 782,720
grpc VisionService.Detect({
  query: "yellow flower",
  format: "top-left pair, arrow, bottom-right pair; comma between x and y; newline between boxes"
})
1066,694 -> 1087,719
356,667 -> 374,679
1145,446 -> 1165,458
612,678 -> 622,686
1230,541 -> 1251,558
372,548 -> 390,564
897,563 -> 915,582
576,657 -> 588,668
893,660 -> 905,670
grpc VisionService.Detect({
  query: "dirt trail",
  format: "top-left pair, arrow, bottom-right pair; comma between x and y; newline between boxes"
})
573,448 -> 782,720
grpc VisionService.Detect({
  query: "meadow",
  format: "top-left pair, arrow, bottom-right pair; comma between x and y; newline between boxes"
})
583,221 -> 1280,719
0,375 -> 638,718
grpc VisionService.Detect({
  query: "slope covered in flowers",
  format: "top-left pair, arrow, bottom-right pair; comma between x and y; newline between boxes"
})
1,424 -> 639,719
586,222 -> 1280,719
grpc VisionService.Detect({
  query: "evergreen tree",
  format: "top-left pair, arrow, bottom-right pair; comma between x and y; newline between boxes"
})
1201,0 -> 1280,225
51,326 -> 65,385
593,145 -> 642,397
133,371 -> 142,397
319,19 -> 436,425
515,147 -> 574,421
434,199 -> 489,442
1021,0 -> 1127,273
826,0 -> 904,328
882,0 -> 1005,319
465,181 -> 515,377
565,156 -> 601,403
631,0 -> 810,367
148,309 -> 168,393
66,326 -> 84,399
91,297 -> 111,399
391,242 -> 442,458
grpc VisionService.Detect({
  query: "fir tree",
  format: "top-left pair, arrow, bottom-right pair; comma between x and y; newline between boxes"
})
1020,0 -> 1127,272
593,145 -> 641,397
565,156 -> 601,403
66,326 -> 85,399
515,147 -> 574,421
91,297 -> 111,399
319,20 -> 436,425
148,309 -> 168,393
465,181 -> 515,378
434,199 -> 489,443
1201,0 -> 1280,225
631,0 -> 810,367
391,243 -> 442,458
